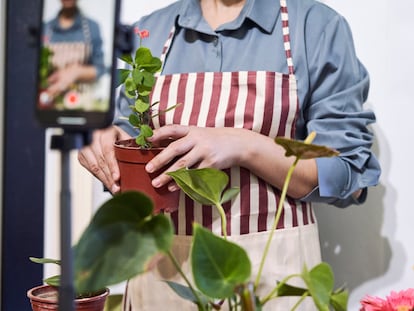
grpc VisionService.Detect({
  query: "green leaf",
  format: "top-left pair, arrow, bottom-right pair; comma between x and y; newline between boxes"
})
276,282 -> 308,297
191,224 -> 251,299
44,275 -> 60,287
330,288 -> 349,311
301,263 -> 334,311
74,192 -> 174,293
135,47 -> 153,66
29,257 -> 61,266
275,137 -> 339,160
119,53 -> 133,65
135,134 -> 147,147
128,114 -> 140,128
116,69 -> 130,88
141,57 -> 162,73
135,98 -> 150,113
125,77 -> 137,98
132,69 -> 144,86
141,71 -> 156,88
220,187 -> 240,205
165,281 -> 210,307
167,168 -> 229,206
140,124 -> 153,138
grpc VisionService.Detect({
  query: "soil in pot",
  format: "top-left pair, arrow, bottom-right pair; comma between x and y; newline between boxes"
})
27,285 -> 109,311
114,138 -> 180,213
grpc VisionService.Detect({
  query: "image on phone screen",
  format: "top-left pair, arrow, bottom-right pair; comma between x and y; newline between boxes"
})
36,0 -> 120,130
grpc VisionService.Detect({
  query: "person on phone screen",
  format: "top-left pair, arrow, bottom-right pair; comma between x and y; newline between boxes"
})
39,0 -> 105,110
78,0 -> 381,309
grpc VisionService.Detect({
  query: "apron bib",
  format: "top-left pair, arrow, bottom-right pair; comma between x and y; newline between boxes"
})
124,1 -> 321,309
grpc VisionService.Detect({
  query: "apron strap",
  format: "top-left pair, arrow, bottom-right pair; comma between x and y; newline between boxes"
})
280,0 -> 295,75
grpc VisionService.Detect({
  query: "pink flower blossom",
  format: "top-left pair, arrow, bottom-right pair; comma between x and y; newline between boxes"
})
133,27 -> 150,39
360,295 -> 388,311
360,289 -> 414,311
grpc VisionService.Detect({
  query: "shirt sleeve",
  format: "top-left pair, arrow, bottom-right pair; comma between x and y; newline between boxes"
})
299,13 -> 381,207
88,19 -> 106,78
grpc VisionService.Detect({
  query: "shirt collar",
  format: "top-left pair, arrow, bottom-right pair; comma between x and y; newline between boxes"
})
49,10 -> 82,32
177,0 -> 280,34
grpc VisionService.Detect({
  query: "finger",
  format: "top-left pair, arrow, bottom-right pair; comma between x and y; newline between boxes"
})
78,146 -> 113,191
149,124 -> 190,142
151,149 -> 201,188
146,131 -> 196,174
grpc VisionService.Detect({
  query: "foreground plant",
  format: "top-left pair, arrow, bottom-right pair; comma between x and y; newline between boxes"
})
73,132 -> 347,310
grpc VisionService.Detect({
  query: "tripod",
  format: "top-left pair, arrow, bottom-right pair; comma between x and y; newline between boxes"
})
50,131 -> 92,311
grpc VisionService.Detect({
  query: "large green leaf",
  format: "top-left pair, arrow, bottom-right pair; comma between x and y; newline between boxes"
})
135,47 -> 153,67
74,191 -> 174,293
167,168 -> 231,206
191,224 -> 251,299
301,263 -> 334,311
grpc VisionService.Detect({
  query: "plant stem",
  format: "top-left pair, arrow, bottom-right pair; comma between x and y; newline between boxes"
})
166,250 -> 207,311
254,157 -> 300,290
260,274 -> 300,305
290,292 -> 309,311
216,203 -> 228,240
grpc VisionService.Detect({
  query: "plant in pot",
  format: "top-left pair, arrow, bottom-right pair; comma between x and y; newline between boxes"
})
72,132 -> 349,310
27,257 -> 109,311
114,28 -> 179,213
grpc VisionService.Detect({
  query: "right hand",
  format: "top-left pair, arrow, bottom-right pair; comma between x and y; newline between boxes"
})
78,125 -> 131,194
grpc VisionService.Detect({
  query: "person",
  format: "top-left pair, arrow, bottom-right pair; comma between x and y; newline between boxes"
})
39,0 -> 105,109
78,0 -> 381,309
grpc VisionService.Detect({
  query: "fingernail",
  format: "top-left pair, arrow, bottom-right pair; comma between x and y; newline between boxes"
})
146,163 -> 154,173
152,178 -> 160,188
111,184 -> 120,193
168,184 -> 179,192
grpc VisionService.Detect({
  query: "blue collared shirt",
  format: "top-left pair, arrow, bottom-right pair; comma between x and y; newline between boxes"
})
115,0 -> 381,207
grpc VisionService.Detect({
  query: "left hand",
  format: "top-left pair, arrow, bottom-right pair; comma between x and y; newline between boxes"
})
145,125 -> 253,190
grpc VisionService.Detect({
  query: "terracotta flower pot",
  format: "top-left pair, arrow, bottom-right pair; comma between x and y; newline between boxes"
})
114,138 -> 179,213
27,285 -> 109,311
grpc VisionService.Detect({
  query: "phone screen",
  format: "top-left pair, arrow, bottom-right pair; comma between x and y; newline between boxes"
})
36,0 -> 120,130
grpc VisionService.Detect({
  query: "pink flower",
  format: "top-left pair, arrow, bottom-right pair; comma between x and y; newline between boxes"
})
360,295 -> 388,311
133,27 -> 150,39
385,289 -> 414,311
360,289 -> 414,311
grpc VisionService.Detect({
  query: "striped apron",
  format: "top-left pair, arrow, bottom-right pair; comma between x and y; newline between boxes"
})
124,1 -> 321,310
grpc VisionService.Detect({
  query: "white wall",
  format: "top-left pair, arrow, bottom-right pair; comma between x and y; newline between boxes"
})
43,0 -> 413,309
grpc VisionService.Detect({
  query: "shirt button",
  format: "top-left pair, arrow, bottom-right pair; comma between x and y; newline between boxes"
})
213,37 -> 219,46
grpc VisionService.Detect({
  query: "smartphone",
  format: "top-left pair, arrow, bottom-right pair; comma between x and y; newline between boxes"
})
35,0 -> 121,130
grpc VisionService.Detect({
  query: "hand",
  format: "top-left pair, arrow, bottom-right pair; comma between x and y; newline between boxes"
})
46,64 -> 81,98
145,125 -> 252,190
78,126 -> 131,194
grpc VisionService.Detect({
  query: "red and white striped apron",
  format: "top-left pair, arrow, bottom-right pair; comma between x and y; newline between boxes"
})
124,1 -> 321,309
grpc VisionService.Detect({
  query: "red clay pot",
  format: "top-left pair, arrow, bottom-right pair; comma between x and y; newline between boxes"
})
114,138 -> 179,213
27,285 -> 109,311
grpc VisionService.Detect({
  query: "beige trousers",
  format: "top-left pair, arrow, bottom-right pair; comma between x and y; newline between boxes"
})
123,223 -> 321,310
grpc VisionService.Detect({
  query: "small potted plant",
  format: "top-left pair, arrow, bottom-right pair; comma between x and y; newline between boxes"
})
72,132 -> 349,310
113,28 -> 179,212
26,257 -> 109,311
